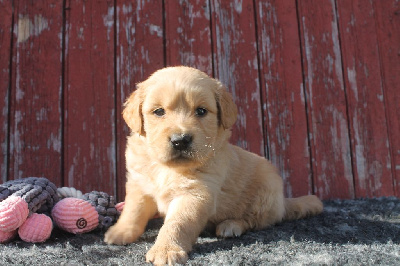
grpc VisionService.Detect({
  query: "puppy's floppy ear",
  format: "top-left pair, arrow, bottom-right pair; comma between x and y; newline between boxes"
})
216,84 -> 238,129
123,83 -> 145,135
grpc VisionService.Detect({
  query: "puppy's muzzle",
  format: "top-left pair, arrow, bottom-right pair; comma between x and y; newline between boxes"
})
170,133 -> 193,151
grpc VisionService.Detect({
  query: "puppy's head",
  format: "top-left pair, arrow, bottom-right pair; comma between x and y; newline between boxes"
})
123,66 -> 237,168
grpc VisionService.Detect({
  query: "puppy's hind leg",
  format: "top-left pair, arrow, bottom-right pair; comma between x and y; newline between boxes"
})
284,195 -> 323,221
104,181 -> 157,245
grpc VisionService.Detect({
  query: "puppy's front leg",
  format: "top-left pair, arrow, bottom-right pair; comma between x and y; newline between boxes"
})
104,181 -> 157,245
146,195 -> 212,265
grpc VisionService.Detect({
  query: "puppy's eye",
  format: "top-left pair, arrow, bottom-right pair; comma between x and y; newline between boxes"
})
195,107 -> 208,117
153,108 -> 165,117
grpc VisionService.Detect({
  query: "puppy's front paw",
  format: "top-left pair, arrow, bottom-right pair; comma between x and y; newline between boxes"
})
146,243 -> 188,266
104,224 -> 140,245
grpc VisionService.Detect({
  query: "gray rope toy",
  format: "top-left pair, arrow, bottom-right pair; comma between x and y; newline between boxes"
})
0,177 -> 59,215
0,177 -> 60,238
0,177 -> 121,243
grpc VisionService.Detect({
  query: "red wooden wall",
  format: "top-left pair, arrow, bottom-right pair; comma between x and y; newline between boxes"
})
0,0 -> 399,201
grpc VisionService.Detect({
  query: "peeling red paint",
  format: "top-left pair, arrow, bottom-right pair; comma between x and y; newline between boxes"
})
0,0 -> 398,200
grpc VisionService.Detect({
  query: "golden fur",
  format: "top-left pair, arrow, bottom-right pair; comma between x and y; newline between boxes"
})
104,66 -> 323,265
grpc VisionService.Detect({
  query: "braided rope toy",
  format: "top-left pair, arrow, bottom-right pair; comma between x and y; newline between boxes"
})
0,177 -> 59,243
0,177 -> 124,243
53,188 -> 122,233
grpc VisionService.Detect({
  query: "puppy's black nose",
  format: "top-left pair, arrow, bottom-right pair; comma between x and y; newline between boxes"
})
170,134 -> 193,151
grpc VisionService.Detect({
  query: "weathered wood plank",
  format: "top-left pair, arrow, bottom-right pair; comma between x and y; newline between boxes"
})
256,0 -> 312,197
297,0 -> 354,199
165,0 -> 213,76
9,0 -> 63,186
211,0 -> 265,156
64,0 -> 116,194
0,0 -> 12,183
374,1 -> 400,196
337,0 -> 394,197
115,0 -> 164,201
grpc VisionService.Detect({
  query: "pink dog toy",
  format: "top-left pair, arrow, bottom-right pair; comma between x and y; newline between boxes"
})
0,177 -> 59,243
0,178 -> 123,243
52,189 -> 121,234
19,213 -> 53,242
52,197 -> 99,234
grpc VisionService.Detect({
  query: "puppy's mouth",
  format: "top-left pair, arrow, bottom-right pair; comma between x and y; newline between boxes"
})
169,149 -> 194,162
159,149 -> 197,168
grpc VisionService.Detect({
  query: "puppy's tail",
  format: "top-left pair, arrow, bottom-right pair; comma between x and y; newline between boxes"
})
283,195 -> 323,221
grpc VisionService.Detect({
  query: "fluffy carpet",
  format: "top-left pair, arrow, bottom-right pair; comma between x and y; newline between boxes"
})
1,197 -> 400,265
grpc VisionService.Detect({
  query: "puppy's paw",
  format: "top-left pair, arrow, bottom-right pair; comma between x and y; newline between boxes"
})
308,195 -> 324,215
216,219 -> 244,238
104,224 -> 139,245
146,243 -> 188,266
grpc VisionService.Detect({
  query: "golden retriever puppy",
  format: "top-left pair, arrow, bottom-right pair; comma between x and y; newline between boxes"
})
105,66 -> 323,265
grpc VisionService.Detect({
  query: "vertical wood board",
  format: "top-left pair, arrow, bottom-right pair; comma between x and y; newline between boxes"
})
9,0 -> 63,185
165,0 -> 213,75
374,0 -> 400,196
211,0 -> 265,156
297,0 -> 354,199
0,0 -> 12,182
64,0 -> 116,194
256,0 -> 312,197
115,0 -> 164,201
337,0 -> 394,197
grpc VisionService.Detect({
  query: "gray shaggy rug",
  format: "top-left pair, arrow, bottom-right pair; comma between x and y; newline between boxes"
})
1,197 -> 400,265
